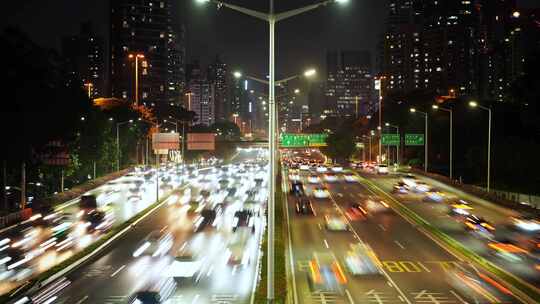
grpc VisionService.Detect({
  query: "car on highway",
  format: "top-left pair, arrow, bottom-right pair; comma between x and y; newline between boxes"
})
424,190 -> 445,202
232,209 -> 256,233
324,173 -> 338,183
299,164 -> 310,171
345,203 -> 367,221
132,231 -> 174,258
313,187 -> 330,199
290,181 -> 305,196
288,171 -> 300,181
307,175 -> 321,184
464,215 -> 496,238
127,277 -> 177,304
296,197 -> 315,215
376,164 -> 388,174
308,252 -> 347,293
331,166 -> 343,172
316,166 -> 328,173
226,228 -> 252,267
166,248 -> 204,283
445,263 -> 512,302
401,174 -> 418,188
392,182 -> 408,194
414,181 -> 431,193
344,243 -> 382,276
363,199 -> 390,213
325,214 -> 349,231
511,216 -> 540,233
343,173 -> 358,183
193,208 -> 220,232
449,202 -> 473,218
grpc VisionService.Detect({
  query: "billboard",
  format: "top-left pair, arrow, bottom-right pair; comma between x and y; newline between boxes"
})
152,133 -> 180,150
187,133 -> 215,150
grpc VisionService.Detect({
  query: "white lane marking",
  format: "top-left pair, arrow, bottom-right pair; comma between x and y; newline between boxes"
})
387,281 -> 393,287
327,192 -> 412,304
378,224 -> 387,231
75,295 -> 89,304
399,295 -> 406,302
449,290 -> 468,304
394,240 -> 405,249
191,294 -> 200,304
110,265 -> 126,277
318,223 -> 323,230
345,289 -> 355,304
324,239 -> 330,249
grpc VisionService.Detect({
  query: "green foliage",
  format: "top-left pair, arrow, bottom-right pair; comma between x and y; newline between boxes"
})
321,131 -> 356,163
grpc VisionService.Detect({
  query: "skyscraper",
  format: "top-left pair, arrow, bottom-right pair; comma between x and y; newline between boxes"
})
62,22 -> 105,98
326,50 -> 374,117
207,55 -> 228,121
187,64 -> 215,126
109,0 -> 184,115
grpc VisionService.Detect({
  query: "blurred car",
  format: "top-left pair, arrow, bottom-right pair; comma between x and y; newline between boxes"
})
364,199 -> 390,213
511,216 -> 540,232
316,166 -> 328,173
79,208 -> 115,233
308,252 -> 347,293
349,162 -> 358,169
325,214 -> 349,231
414,182 -> 431,193
345,203 -> 367,221
193,208 -> 220,232
132,231 -> 174,258
288,172 -> 300,181
300,164 -> 310,171
424,190 -> 445,202
343,174 -> 358,183
344,243 -> 382,276
464,215 -> 496,238
401,174 -> 418,188
331,166 -> 343,172
313,187 -> 330,199
127,277 -> 177,304
232,210 -> 256,233
446,263 -> 513,302
296,198 -> 315,215
376,164 -> 388,174
290,181 -> 305,196
165,248 -> 204,283
308,175 -> 321,184
392,182 -> 408,194
324,173 -> 338,183
226,228 -> 251,267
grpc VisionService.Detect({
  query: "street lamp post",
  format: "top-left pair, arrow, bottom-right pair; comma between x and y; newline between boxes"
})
116,120 -> 133,172
385,122 -> 400,165
432,105 -> 453,180
469,101 -> 492,192
198,1 -> 345,301
128,53 -> 145,106
410,108 -> 428,172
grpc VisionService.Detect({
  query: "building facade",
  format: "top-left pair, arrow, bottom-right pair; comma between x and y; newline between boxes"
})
207,55 -> 228,121
326,50 -> 375,117
109,0 -> 184,115
62,22 -> 105,98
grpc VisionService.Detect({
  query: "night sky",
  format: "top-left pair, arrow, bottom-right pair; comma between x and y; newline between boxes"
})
2,0 -> 539,82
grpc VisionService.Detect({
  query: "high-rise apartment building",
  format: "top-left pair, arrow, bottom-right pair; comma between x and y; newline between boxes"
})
187,65 -> 215,126
110,0 -> 184,115
207,55 -> 228,121
326,50 -> 374,117
62,22 -> 105,98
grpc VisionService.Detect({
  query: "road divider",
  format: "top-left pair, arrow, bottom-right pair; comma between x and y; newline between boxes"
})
355,173 -> 540,304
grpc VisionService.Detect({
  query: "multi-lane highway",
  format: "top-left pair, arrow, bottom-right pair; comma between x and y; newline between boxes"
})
284,149 -> 523,304
9,148 -> 268,304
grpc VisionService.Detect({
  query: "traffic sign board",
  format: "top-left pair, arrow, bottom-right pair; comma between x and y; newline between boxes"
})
280,133 -> 328,147
381,134 -> 400,146
405,134 -> 424,146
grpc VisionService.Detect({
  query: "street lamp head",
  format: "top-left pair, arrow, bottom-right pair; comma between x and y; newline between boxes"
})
137,54 -> 144,58
250,90 -> 254,94
377,126 -> 382,130
129,119 -> 134,123
335,0 -> 349,4
410,108 -> 416,113
80,116 -> 86,121
366,115 -> 372,119
294,88 -> 300,94
385,122 -> 390,127
370,130 -> 375,136
512,11 -> 520,18
195,0 -> 210,4
138,118 -> 142,121
233,71 -> 242,79
469,101 -> 478,108
432,104 -> 439,110
303,69 -> 316,77
109,117 -> 114,121
128,54 -> 134,59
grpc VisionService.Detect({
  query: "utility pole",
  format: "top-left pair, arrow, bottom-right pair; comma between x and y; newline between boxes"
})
20,162 -> 26,210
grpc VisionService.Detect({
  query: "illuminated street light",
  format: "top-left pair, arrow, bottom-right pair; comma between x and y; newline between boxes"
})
128,53 -> 145,106
410,108 -> 428,172
410,108 -> 417,113
512,11 -> 520,18
468,100 -> 492,192
432,104 -> 439,110
294,88 -> 300,94
303,68 -> 316,77
233,71 -> 242,79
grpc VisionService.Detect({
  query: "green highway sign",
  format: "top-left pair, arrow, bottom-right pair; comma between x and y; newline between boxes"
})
280,133 -> 328,147
405,133 -> 425,146
381,134 -> 400,146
